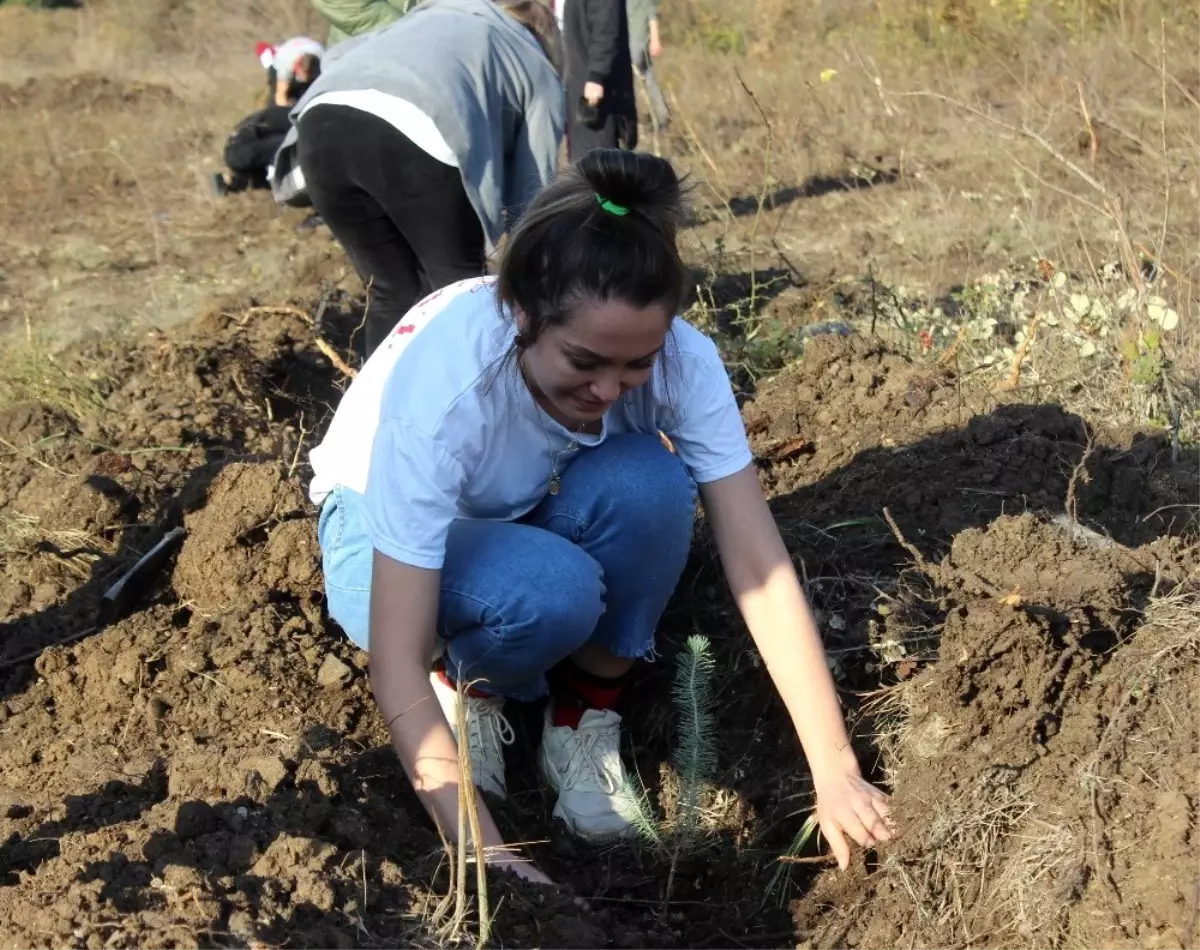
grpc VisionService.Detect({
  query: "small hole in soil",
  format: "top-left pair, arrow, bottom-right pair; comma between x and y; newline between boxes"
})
171,607 -> 192,628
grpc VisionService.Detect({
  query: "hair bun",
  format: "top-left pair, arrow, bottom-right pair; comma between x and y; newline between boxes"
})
579,150 -> 685,237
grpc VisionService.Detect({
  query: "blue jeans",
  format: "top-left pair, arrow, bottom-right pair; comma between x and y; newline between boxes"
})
318,434 -> 697,701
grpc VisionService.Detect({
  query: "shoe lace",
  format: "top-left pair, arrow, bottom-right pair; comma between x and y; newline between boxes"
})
464,696 -> 515,770
561,719 -> 623,795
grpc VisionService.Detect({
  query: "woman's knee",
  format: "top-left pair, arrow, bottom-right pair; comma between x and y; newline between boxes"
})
526,546 -> 606,646
597,434 -> 697,524
443,535 -> 605,663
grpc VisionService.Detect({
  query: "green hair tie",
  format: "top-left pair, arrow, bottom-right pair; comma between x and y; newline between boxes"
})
596,194 -> 629,216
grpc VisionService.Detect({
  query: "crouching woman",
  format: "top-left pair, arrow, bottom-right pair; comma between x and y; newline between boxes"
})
308,149 -> 892,883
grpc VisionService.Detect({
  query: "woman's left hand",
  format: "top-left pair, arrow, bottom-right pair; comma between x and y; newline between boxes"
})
813,768 -> 893,870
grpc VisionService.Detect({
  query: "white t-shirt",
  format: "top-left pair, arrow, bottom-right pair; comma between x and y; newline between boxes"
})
271,36 -> 325,81
300,91 -> 458,168
308,277 -> 753,570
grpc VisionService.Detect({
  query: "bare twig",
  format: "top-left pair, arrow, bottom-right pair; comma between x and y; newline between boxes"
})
894,91 -> 1110,195
1128,48 -> 1200,111
237,305 -> 312,328
894,91 -> 1143,289
1156,18 -> 1171,264
734,69 -> 774,313
1065,430 -> 1097,525
1076,82 -> 1098,167
349,279 -> 373,355
998,314 -> 1040,391
315,337 -> 358,379
882,507 -> 930,574
287,412 -> 311,480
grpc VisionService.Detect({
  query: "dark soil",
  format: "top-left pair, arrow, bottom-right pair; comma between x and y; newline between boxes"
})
0,305 -> 1195,948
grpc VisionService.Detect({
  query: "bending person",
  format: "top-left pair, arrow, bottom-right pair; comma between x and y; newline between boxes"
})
308,148 -> 893,883
278,0 -> 564,356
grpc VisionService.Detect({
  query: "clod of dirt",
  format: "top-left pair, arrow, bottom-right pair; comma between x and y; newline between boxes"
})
317,653 -> 353,689
172,461 -> 317,612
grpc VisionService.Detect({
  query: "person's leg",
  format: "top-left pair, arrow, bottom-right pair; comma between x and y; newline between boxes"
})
525,433 -> 697,841
529,432 -> 697,670
438,520 -> 605,699
637,57 -> 671,131
297,106 -> 426,354
318,486 -> 373,650
319,484 -> 606,799
320,488 -> 604,675
390,165 -> 486,298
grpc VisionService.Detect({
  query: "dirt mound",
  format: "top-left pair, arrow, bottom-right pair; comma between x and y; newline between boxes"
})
746,335 -> 1193,552
0,306 -> 1194,948
0,75 -> 181,113
792,514 -> 1198,949
173,462 -> 319,615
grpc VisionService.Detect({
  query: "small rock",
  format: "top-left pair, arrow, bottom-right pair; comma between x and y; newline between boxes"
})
316,654 -> 352,689
162,864 -> 203,890
239,755 -> 289,799
227,910 -> 255,936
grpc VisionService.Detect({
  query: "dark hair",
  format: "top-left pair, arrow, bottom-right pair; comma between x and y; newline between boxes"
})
498,0 -> 564,77
294,52 -> 321,82
497,149 -> 687,346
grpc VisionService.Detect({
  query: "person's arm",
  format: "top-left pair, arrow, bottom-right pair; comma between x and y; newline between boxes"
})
274,75 -> 294,106
506,83 -> 567,225
648,16 -> 662,58
698,466 -> 893,869
311,0 -> 404,39
369,551 -> 552,883
582,0 -> 622,104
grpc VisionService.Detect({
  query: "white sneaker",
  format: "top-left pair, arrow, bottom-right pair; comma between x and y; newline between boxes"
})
538,707 -> 637,843
430,671 -> 513,800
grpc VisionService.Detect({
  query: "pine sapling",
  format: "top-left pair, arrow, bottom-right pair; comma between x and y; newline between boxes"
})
615,635 -> 720,907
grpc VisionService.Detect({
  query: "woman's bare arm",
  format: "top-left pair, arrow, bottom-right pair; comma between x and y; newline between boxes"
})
698,467 -> 892,868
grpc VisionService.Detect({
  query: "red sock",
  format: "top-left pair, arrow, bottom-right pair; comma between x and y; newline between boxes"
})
548,661 -> 626,729
435,662 -> 491,699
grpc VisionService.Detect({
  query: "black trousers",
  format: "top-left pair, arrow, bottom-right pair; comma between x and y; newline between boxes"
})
223,105 -> 292,190
296,105 -> 486,356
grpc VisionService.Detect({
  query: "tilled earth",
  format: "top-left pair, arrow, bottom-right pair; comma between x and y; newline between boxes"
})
0,300 -> 1195,948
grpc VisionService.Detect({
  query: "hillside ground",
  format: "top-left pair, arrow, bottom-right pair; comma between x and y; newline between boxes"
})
0,0 -> 1196,947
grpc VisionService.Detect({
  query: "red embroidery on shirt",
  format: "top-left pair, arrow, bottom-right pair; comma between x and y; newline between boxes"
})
395,324 -> 415,335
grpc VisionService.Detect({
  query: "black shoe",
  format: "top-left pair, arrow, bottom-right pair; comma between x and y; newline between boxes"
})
211,172 -> 230,197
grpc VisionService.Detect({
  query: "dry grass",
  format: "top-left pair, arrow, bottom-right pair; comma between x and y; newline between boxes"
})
0,340 -> 110,423
658,0 -> 1198,434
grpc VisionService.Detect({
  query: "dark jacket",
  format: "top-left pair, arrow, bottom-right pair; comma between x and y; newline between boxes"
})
563,0 -> 637,159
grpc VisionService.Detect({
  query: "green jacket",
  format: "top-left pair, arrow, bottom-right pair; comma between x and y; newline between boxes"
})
312,0 -> 412,46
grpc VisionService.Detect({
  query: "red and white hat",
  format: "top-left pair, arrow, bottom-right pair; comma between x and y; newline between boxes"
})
255,42 -> 275,69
